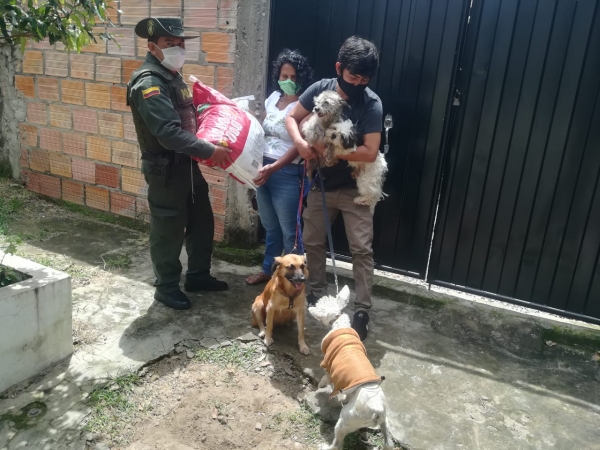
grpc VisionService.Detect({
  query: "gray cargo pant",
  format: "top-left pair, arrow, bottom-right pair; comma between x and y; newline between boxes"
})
303,188 -> 374,311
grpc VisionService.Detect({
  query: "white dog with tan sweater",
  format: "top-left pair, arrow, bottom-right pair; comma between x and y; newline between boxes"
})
308,286 -> 395,450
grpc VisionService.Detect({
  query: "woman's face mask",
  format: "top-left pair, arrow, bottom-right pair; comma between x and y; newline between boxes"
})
278,79 -> 299,95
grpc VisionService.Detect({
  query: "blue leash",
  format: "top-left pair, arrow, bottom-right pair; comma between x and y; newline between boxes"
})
292,159 -> 339,294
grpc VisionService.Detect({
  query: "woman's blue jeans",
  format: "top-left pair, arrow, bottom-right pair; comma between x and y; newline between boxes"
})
256,158 -> 302,275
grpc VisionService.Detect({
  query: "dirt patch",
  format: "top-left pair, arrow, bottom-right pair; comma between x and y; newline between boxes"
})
85,342 -> 392,450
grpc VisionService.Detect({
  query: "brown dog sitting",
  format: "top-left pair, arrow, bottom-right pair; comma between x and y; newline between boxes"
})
251,254 -> 310,355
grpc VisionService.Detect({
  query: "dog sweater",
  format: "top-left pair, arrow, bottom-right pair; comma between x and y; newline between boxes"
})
320,328 -> 382,398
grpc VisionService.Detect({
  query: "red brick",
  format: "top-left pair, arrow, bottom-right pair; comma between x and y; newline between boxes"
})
45,52 -> 69,77
184,38 -> 200,63
37,77 -> 60,101
86,185 -> 110,211
70,54 -> 95,79
20,148 -> 29,168
62,180 -> 84,205
72,158 -> 96,183
120,0 -> 150,26
39,128 -> 62,152
23,51 -> 44,74
83,27 -> 107,53
199,165 -> 227,186
73,109 -> 98,134
27,103 -> 47,125
122,167 -> 147,195
210,186 -> 227,215
96,56 -> 121,83
105,0 -> 119,23
38,173 -> 61,199
201,32 -> 235,64
122,59 -> 144,82
151,0 -> 181,16
96,163 -> 120,188
108,28 -> 136,57
184,0 -> 217,28
49,152 -> 72,178
136,36 -> 149,58
98,112 -> 123,138
61,132 -> 86,157
49,104 -> 72,129
218,0 -> 237,29
111,191 -> 136,217
136,197 -> 150,222
30,149 -> 50,173
87,136 -> 112,162
112,140 -> 139,167
62,80 -> 85,105
216,66 -> 234,97
123,114 -> 137,141
214,215 -> 224,242
19,124 -> 38,147
32,40 -> 54,50
15,76 -> 35,98
182,64 -> 214,87
86,83 -> 111,109
111,86 -> 129,112
23,170 -> 41,193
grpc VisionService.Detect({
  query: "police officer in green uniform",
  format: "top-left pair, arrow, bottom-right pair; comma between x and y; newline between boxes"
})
128,17 -> 232,310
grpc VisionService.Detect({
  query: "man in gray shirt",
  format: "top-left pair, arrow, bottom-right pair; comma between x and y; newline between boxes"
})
286,36 -> 383,341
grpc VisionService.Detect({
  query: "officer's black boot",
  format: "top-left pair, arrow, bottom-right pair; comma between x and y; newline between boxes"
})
184,275 -> 229,292
154,290 -> 191,310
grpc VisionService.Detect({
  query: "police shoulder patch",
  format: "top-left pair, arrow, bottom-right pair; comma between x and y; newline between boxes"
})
142,86 -> 160,99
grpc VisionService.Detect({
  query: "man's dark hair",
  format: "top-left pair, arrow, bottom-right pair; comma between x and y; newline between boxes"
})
148,36 -> 160,44
271,48 -> 314,95
337,36 -> 379,78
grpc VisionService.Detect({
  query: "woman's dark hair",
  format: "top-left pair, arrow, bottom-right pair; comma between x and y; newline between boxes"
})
337,36 -> 379,78
271,49 -> 314,95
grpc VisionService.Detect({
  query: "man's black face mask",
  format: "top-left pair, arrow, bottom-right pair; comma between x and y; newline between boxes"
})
337,74 -> 368,100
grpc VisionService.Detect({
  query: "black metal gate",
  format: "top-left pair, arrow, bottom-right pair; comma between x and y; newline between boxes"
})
268,0 -> 600,324
429,0 -> 600,324
268,0 -> 470,277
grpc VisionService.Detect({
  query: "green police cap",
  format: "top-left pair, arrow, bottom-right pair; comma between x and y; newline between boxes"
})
134,17 -> 199,39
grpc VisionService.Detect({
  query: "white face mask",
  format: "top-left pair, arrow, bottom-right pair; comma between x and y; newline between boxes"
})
159,46 -> 186,71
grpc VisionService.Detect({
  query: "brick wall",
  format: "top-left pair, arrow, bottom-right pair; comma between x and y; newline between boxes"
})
15,0 -> 238,242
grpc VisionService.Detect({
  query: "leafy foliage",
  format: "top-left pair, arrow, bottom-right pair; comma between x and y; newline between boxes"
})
0,0 -> 117,52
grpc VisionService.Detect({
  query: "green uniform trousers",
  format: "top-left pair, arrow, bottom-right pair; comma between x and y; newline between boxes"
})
142,159 -> 214,293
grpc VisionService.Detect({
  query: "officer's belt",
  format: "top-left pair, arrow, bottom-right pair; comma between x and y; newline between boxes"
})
141,150 -> 191,166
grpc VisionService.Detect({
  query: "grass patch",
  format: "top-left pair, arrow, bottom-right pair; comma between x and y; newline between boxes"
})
102,252 -> 132,270
0,197 -> 24,236
542,326 -> 600,353
194,342 -> 261,369
84,374 -> 143,438
213,245 -> 264,267
52,199 -> 150,234
20,252 -> 97,280
0,401 -> 47,430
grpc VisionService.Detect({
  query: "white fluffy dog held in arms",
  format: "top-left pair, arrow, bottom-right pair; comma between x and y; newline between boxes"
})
308,287 -> 395,450
301,90 -> 388,212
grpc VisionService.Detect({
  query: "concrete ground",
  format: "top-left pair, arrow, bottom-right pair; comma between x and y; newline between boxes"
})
1,196 -> 600,449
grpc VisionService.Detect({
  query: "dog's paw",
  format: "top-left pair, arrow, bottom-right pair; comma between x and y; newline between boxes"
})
299,344 -> 310,355
353,196 -> 371,206
319,444 -> 334,450
258,330 -> 265,338
264,337 -> 274,347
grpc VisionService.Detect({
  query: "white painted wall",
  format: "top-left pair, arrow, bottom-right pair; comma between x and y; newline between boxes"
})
0,252 -> 72,393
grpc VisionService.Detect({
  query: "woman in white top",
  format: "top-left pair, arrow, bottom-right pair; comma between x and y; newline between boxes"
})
246,49 -> 314,285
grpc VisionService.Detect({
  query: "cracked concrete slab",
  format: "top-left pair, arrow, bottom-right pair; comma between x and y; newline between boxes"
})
0,215 -> 599,450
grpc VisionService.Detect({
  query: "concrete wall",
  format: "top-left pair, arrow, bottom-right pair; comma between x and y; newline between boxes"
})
0,252 -> 72,393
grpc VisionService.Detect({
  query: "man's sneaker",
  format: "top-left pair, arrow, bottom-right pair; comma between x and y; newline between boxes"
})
184,275 -> 229,292
306,293 -> 320,306
352,310 -> 369,341
154,290 -> 191,310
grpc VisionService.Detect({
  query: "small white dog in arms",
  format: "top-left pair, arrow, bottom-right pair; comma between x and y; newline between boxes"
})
308,286 -> 395,450
301,90 -> 389,213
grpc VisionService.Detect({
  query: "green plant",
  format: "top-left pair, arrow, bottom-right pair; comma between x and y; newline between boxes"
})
0,0 -> 117,52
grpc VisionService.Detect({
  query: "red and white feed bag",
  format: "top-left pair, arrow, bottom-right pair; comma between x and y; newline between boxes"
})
189,75 -> 264,189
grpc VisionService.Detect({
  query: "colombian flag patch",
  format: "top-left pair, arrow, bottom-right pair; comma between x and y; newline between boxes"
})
142,86 -> 160,99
